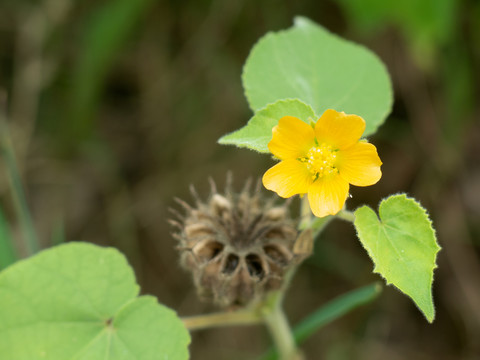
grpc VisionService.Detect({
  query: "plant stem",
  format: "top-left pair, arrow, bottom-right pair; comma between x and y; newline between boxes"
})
259,197 -> 309,359
182,309 -> 262,331
336,209 -> 355,223
298,196 -> 312,230
262,298 -> 301,360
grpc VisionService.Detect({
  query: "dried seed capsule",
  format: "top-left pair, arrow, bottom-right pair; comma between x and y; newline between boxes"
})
171,177 -> 299,308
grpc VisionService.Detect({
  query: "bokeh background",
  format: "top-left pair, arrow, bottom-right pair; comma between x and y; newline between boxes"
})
0,0 -> 479,359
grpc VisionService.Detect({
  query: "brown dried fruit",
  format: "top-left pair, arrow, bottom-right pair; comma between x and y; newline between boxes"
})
171,177 -> 299,308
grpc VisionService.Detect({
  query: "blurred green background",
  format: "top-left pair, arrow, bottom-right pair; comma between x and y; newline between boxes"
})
0,0 -> 479,359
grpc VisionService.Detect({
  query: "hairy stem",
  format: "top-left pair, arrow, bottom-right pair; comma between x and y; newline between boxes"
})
336,209 -> 355,223
182,309 -> 262,331
262,295 -> 302,360
298,196 -> 312,229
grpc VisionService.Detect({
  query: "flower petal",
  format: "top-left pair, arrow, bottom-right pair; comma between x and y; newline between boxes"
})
268,116 -> 315,160
314,109 -> 366,150
338,142 -> 382,186
307,175 -> 349,217
263,159 -> 312,198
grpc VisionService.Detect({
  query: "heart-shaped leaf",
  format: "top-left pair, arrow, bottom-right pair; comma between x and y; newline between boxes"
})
354,194 -> 440,322
0,242 -> 190,359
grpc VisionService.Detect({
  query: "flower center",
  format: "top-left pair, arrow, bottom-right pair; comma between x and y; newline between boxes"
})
302,144 -> 338,180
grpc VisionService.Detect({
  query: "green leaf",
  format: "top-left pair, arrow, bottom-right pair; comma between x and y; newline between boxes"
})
293,283 -> 381,343
218,99 -> 315,152
242,16 -> 393,137
0,242 -> 190,359
354,194 -> 440,322
259,283 -> 382,360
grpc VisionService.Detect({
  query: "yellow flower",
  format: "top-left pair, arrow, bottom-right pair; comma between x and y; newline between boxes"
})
262,109 -> 382,217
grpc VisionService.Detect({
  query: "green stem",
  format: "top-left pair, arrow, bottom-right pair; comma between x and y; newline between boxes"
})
259,197 -> 310,359
298,196 -> 313,230
258,283 -> 382,360
259,262 -> 303,359
0,115 -> 40,255
336,209 -> 355,223
262,297 -> 300,360
182,309 -> 262,331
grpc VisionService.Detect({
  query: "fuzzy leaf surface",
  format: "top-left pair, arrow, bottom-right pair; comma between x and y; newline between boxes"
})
242,16 -> 393,136
354,194 -> 440,322
218,99 -> 315,152
0,242 -> 190,359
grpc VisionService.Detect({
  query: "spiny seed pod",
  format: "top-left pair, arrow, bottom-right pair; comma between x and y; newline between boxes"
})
170,176 -> 299,308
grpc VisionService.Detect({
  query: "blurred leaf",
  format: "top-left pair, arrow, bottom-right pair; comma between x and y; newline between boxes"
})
218,99 -> 315,152
354,194 -> 440,322
50,218 -> 66,246
0,118 -> 39,255
337,0 -> 457,68
293,283 -> 381,343
442,46 -> 475,144
308,234 -> 366,284
0,207 -> 17,269
68,0 -> 154,145
335,0 -> 390,32
259,283 -> 382,360
0,242 -> 190,359
242,16 -> 393,137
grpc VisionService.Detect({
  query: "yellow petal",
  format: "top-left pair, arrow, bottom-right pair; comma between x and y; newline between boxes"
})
262,159 -> 312,198
307,175 -> 349,217
338,142 -> 382,186
268,116 -> 315,160
314,109 -> 366,150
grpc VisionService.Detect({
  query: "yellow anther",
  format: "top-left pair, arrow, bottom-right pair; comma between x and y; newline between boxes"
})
305,143 -> 338,179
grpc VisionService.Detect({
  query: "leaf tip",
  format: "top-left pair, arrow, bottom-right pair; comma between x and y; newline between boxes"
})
293,16 -> 311,28
217,134 -> 229,145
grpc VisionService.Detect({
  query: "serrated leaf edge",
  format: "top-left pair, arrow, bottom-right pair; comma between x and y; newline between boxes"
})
354,193 -> 441,322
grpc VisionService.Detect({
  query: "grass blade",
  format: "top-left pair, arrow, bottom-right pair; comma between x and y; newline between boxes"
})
259,283 -> 382,360
0,114 -> 40,255
0,207 -> 18,269
67,0 -> 154,145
